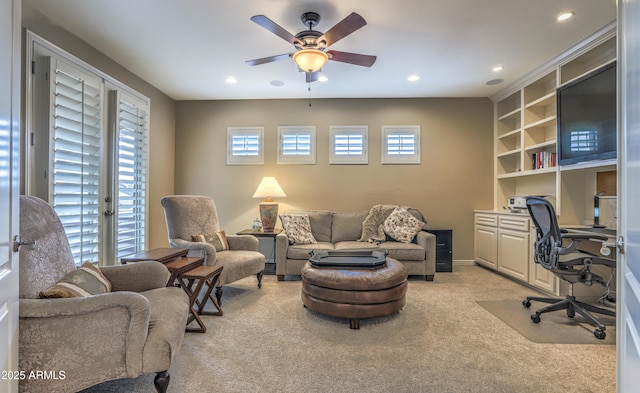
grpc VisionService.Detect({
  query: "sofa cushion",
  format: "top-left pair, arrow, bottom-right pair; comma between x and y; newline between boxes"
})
191,230 -> 229,251
383,207 -> 425,243
280,214 -> 317,245
331,211 -> 368,243
307,210 -> 332,243
287,242 -> 334,260
380,241 -> 426,261
40,262 -> 112,298
334,241 -> 379,251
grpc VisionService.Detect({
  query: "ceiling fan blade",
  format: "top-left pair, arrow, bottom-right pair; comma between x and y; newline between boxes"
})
245,53 -> 292,66
250,15 -> 303,46
327,50 -> 377,67
305,71 -> 319,83
318,12 -> 367,47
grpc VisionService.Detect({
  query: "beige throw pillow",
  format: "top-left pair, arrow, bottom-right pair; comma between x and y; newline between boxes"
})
383,206 -> 425,243
40,262 -> 112,298
192,230 -> 229,251
280,214 -> 317,245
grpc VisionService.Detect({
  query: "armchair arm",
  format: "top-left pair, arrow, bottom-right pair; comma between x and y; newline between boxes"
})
101,261 -> 169,292
19,292 -> 150,378
227,234 -> 259,251
170,238 -> 217,265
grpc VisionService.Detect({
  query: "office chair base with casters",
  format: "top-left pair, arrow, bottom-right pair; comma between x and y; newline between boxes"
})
523,294 -> 615,339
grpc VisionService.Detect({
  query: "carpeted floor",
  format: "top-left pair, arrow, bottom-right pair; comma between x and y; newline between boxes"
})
80,265 -> 616,393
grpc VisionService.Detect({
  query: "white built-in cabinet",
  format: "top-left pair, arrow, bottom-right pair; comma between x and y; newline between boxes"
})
475,212 -> 556,293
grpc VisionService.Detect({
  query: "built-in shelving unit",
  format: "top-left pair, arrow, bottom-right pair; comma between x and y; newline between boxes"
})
491,25 -> 617,220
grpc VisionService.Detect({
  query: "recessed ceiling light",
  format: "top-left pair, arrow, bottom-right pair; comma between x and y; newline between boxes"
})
270,80 -> 285,87
492,65 -> 504,72
557,11 -> 574,21
408,74 -> 420,82
318,75 -> 328,82
486,79 -> 504,86
225,76 -> 237,84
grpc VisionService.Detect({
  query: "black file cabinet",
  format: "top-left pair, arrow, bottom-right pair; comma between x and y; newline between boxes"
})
427,229 -> 452,272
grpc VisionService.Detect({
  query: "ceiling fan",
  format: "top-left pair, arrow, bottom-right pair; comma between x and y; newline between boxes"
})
245,11 -> 377,83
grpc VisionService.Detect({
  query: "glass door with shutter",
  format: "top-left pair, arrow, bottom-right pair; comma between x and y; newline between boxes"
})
28,36 -> 149,265
105,90 -> 149,262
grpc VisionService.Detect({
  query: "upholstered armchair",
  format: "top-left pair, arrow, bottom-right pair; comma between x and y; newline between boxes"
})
161,195 -> 265,303
18,196 -> 189,393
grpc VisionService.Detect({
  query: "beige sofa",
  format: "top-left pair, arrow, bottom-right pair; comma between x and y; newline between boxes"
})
275,207 -> 436,281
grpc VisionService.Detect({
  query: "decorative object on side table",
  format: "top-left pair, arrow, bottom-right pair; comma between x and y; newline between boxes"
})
252,177 -> 286,231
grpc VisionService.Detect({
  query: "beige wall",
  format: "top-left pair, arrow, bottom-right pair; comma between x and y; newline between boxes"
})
175,98 -> 494,261
22,4 -> 176,250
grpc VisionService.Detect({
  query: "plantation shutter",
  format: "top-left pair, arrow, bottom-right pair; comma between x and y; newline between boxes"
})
51,61 -> 103,264
382,126 -> 421,164
277,126 -> 316,164
113,92 -> 148,259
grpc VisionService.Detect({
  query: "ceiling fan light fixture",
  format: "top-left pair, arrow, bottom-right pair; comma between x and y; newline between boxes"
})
293,49 -> 329,73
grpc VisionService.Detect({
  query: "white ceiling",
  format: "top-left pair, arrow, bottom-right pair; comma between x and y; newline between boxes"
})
23,0 -> 616,101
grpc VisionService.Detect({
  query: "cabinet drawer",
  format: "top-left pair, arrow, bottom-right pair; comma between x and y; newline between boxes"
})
475,214 -> 498,227
498,216 -> 530,231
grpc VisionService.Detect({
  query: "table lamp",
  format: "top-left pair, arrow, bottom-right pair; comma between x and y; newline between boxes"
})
252,177 -> 286,232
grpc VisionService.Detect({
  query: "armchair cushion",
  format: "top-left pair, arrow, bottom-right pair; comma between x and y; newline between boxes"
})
192,230 -> 229,251
280,214 -> 317,245
383,206 -> 425,243
39,262 -> 111,298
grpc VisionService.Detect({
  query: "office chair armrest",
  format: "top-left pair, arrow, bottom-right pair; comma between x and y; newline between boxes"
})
559,233 -> 609,254
561,233 -> 609,242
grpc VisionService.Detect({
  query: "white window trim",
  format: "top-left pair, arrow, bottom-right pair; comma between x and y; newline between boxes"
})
277,126 -> 316,165
381,125 -> 421,164
227,127 -> 264,165
329,126 -> 368,164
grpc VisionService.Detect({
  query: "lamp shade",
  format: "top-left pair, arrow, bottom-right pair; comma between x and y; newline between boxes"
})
292,49 -> 328,73
252,177 -> 286,201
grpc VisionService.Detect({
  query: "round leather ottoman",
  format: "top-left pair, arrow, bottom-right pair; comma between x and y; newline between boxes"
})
301,257 -> 408,329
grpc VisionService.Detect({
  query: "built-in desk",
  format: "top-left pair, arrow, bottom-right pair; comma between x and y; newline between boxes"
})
564,226 -> 616,238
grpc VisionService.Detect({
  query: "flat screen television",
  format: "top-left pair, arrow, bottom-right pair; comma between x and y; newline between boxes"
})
556,61 -> 617,166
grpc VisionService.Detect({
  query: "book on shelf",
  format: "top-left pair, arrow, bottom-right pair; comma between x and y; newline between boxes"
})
531,151 -> 557,170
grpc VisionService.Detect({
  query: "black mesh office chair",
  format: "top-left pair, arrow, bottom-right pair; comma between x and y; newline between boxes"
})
522,196 -> 616,339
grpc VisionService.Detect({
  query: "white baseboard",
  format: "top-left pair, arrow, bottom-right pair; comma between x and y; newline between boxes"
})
453,259 -> 475,266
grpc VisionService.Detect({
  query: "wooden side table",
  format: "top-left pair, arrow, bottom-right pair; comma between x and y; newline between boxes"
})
121,248 -> 204,286
177,265 -> 224,333
237,228 -> 283,275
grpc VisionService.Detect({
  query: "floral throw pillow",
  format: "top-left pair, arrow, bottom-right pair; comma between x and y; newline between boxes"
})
280,214 -> 317,245
383,206 -> 425,243
192,230 -> 229,251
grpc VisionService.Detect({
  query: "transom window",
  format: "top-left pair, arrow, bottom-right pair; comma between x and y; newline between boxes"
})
382,125 -> 421,164
227,127 -> 264,165
329,126 -> 368,164
277,126 -> 316,164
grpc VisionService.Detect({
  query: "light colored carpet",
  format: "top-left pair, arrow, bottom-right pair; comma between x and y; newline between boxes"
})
477,300 -> 616,344
80,265 -> 616,393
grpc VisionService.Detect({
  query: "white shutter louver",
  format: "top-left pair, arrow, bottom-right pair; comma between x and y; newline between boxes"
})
51,66 -> 102,264
115,97 -> 148,258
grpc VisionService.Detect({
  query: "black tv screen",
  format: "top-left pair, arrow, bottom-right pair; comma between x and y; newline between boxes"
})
557,61 -> 617,166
